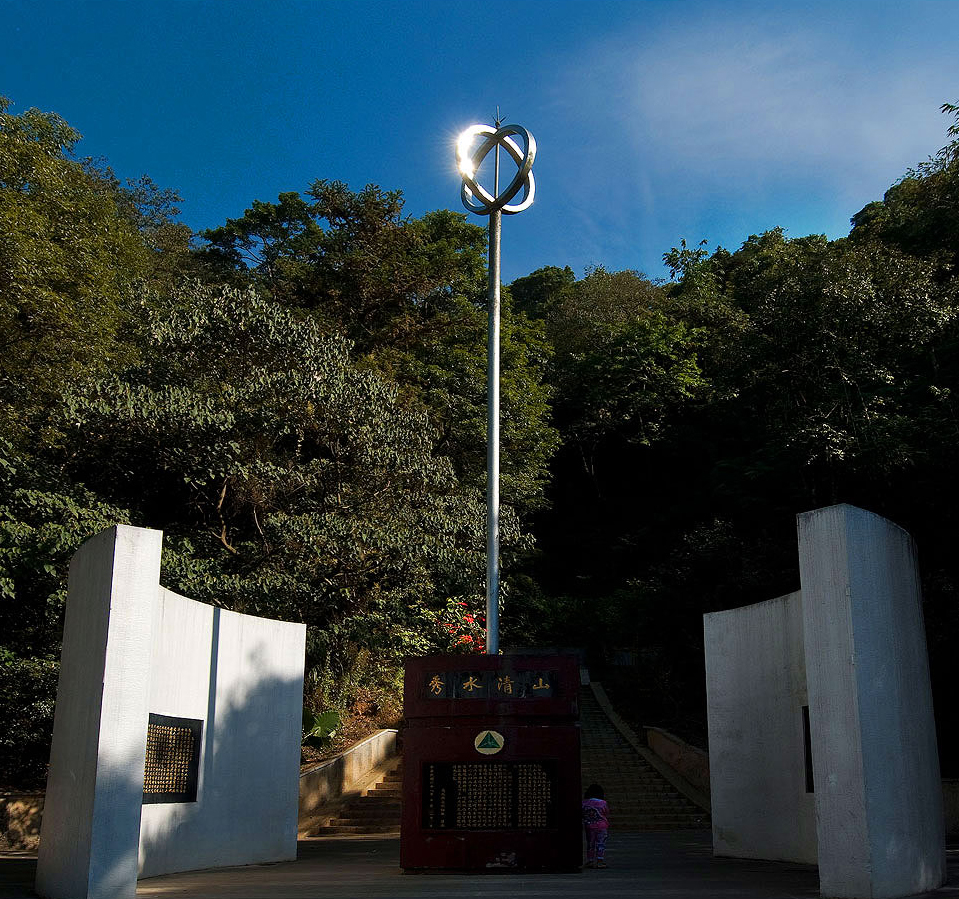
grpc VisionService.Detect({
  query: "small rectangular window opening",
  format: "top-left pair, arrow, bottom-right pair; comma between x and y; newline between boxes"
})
802,705 -> 815,793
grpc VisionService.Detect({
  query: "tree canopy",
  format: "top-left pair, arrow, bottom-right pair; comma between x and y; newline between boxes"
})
0,99 -> 149,434
3,98 -> 959,784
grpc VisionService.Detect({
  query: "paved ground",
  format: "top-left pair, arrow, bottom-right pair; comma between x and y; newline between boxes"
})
4,834 -> 959,899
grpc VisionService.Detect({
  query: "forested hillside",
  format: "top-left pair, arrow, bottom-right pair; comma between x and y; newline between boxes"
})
2,97 -> 957,785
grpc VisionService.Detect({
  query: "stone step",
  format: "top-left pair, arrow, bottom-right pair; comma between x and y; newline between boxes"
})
607,802 -> 689,811
614,807 -> 700,817
332,818 -> 401,828
320,824 -> 401,834
581,781 -> 680,792
610,797 -> 691,807
306,761 -> 404,835
333,799 -> 402,815
583,786 -> 684,796
580,769 -> 668,777
333,806 -> 402,820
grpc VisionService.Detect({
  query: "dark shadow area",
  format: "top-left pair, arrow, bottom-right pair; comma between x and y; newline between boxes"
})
9,820 -> 959,897
137,652 -> 303,879
27,647 -> 303,897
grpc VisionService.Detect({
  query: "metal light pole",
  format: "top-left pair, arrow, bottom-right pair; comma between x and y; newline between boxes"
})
456,118 -> 536,655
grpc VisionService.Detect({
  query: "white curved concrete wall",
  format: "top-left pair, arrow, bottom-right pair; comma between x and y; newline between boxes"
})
35,526 -> 306,899
704,592 -> 817,864
704,505 -> 946,899
799,505 -> 945,898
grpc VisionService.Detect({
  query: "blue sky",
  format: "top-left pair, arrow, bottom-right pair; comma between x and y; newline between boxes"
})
3,1 -> 959,283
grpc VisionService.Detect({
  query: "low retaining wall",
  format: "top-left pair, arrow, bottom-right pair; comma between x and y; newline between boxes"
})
1,792 -> 44,851
644,727 -> 710,796
298,728 -> 398,831
643,732 -> 959,841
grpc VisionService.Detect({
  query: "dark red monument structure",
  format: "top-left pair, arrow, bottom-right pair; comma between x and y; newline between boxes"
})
400,653 -> 581,871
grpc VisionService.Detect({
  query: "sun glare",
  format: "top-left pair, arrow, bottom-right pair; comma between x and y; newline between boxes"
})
456,128 -> 479,178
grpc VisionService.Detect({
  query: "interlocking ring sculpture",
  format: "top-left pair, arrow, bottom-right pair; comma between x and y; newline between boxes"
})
457,123 -> 536,216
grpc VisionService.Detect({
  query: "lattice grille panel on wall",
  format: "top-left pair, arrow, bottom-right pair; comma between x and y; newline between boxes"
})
143,713 -> 202,803
422,761 -> 556,830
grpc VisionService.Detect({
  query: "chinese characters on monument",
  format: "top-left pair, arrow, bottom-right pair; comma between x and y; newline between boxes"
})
425,669 -> 557,700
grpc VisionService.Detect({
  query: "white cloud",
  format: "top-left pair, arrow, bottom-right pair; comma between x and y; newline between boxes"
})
525,4 -> 959,276
564,12 -> 958,194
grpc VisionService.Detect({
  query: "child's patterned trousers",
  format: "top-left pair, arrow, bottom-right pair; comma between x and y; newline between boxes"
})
585,826 -> 608,862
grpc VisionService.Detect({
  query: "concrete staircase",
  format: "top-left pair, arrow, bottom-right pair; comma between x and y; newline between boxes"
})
311,761 -> 403,835
305,685 -> 707,834
311,759 -> 403,836
580,687 -> 708,831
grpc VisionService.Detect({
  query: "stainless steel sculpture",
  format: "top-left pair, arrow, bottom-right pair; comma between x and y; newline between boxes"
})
456,119 -> 536,655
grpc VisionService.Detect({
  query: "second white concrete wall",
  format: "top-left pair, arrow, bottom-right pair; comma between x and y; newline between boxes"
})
704,592 -> 817,864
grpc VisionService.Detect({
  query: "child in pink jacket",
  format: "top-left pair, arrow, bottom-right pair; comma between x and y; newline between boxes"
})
582,783 -> 609,868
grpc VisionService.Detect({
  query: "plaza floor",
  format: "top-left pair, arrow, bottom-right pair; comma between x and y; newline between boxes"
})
4,833 -> 959,899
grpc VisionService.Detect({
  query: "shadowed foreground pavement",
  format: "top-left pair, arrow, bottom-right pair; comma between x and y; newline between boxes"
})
0,830 -> 959,899
3,833 -> 959,899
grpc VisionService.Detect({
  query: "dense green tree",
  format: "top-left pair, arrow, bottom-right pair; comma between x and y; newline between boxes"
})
548,266 -> 666,345
55,286 -> 487,664
691,229 -> 957,509
0,99 -> 150,437
509,265 -> 575,319
0,435 -> 133,785
199,185 -> 558,518
200,183 -> 488,350
549,269 -> 706,450
540,266 -> 707,457
0,99 -> 209,785
199,190 -> 323,301
85,166 -> 200,293
517,265 -> 715,601
398,290 -> 557,513
849,102 -> 959,269
0,282 -> 498,783
519,111 -> 959,760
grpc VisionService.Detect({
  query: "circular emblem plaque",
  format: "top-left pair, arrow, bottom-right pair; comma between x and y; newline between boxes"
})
474,729 -> 505,755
